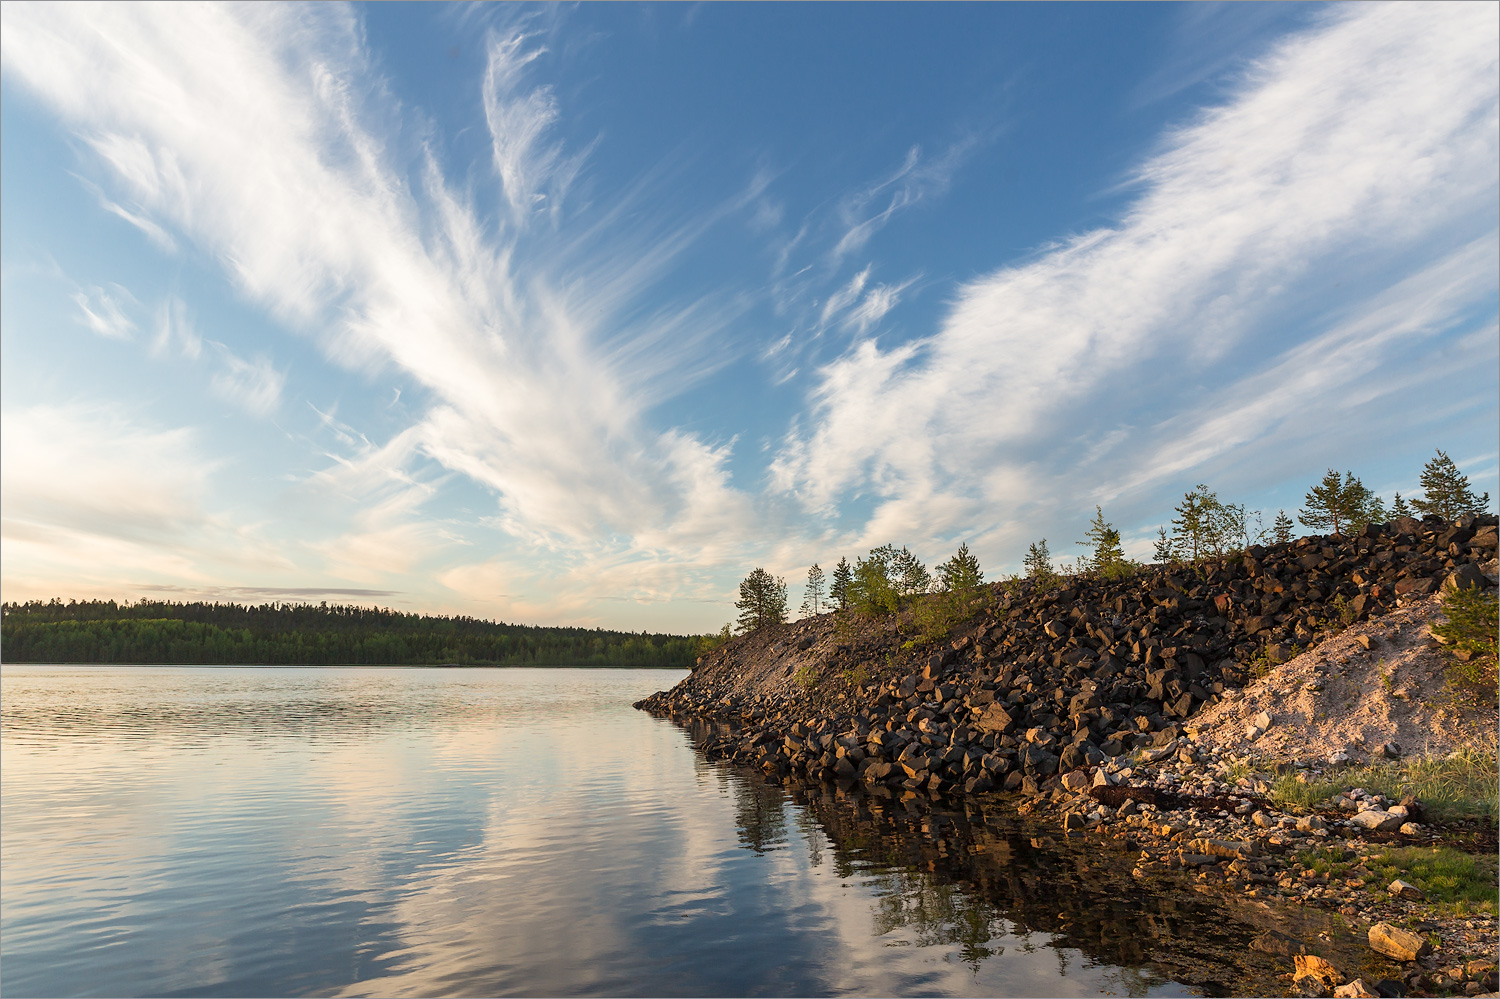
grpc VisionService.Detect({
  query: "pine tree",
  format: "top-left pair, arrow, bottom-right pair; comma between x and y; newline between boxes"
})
1171,484 -> 1229,560
1153,526 -> 1175,564
891,546 -> 931,597
829,557 -> 852,611
1298,469 -> 1373,537
1411,449 -> 1490,521
1078,506 -> 1126,574
1390,492 -> 1411,519
798,563 -> 826,618
937,542 -> 983,592
734,568 -> 787,633
1023,539 -> 1053,581
1272,510 -> 1294,545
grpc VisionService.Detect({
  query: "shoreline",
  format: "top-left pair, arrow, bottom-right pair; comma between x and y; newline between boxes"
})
638,514 -> 1498,997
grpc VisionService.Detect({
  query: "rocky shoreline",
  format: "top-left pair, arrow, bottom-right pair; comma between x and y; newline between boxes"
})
637,514 -> 1498,996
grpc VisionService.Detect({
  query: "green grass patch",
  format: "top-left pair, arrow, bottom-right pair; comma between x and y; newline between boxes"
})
1294,844 -> 1498,916
1269,772 -> 1342,811
1268,750 -> 1498,822
1348,748 -> 1499,823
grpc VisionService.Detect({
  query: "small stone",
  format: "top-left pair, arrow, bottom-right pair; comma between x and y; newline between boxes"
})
1296,815 -> 1326,832
1251,810 -> 1275,828
1329,751 -> 1352,765
1379,742 -> 1403,760
1092,769 -> 1115,788
1368,922 -> 1432,962
1333,978 -> 1379,998
1398,822 -> 1422,835
1355,634 -> 1376,651
1387,879 -> 1424,900
1253,710 -> 1274,729
1246,724 -> 1266,742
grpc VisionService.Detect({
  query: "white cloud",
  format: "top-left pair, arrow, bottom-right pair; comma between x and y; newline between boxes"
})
774,2 -> 1499,559
71,282 -> 136,339
482,29 -> 583,225
210,347 -> 285,416
1,404 -> 210,543
0,1 -> 752,582
829,137 -> 978,265
818,266 -> 869,327
842,277 -> 914,336
152,295 -> 201,358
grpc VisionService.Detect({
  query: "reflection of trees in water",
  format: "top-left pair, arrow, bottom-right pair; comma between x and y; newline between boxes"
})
716,771 -> 1292,997
867,874 -> 1003,972
731,775 -> 788,854
794,806 -> 824,868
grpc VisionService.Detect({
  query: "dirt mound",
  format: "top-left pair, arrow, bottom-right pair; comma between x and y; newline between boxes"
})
1188,570 -> 1499,765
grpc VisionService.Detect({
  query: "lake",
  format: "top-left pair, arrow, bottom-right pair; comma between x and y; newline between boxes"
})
1,666 -> 1283,997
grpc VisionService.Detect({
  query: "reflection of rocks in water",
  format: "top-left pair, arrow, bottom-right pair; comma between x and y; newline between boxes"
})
719,759 -> 1359,997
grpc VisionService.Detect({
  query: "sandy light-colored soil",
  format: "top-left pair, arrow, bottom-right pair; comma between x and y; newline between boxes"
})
1189,565 -> 1499,764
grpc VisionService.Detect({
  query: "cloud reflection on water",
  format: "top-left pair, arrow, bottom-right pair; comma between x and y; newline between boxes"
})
3,666 -> 1248,997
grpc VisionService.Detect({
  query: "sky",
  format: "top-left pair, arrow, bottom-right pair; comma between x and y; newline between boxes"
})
1,2 -> 1496,634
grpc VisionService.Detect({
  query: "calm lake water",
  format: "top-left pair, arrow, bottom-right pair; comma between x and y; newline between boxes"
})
2,666 -> 1286,997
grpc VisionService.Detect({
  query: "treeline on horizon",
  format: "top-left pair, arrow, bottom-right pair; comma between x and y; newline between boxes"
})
0,599 -> 700,667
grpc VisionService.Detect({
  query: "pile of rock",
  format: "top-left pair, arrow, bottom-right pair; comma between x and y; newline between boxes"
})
638,515 -> 1496,801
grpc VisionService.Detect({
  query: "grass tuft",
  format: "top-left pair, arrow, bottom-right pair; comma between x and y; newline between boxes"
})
1296,844 -> 1498,916
1267,750 -> 1498,821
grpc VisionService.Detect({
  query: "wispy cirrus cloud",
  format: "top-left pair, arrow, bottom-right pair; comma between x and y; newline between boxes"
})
773,2 -> 1499,557
830,137 -> 979,266
0,1 -> 758,610
72,283 -> 138,339
210,347 -> 285,416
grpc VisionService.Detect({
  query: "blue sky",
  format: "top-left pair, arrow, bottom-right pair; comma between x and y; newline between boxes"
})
2,2 -> 1496,633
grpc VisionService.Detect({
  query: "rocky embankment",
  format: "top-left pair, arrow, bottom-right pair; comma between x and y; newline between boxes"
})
636,514 -> 1498,995
639,515 -> 1495,791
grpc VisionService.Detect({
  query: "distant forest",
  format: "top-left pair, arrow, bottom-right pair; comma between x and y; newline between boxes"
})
0,599 -> 699,667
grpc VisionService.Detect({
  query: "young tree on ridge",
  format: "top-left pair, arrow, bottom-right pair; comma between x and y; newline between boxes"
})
937,542 -> 983,593
829,557 -> 852,611
1153,527 -> 1175,564
1170,484 -> 1233,560
1390,492 -> 1411,519
1023,539 -> 1053,582
798,563 -> 826,618
1077,506 -> 1126,575
850,547 -> 900,615
1299,469 -> 1374,537
1272,510 -> 1294,545
1411,449 -> 1490,521
891,546 -> 931,597
734,568 -> 787,633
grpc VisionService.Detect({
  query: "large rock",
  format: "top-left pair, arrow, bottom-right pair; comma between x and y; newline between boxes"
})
1349,809 -> 1403,832
1061,770 -> 1091,792
1332,979 -> 1378,998
1293,954 -> 1342,988
1441,563 -> 1488,595
974,702 -> 1018,734
1368,922 -> 1431,961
